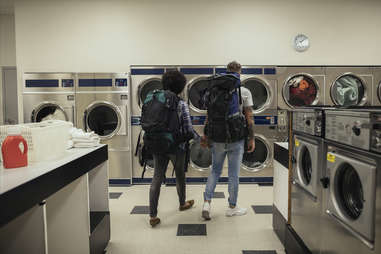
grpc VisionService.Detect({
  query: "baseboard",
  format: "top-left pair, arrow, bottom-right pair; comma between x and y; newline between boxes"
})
128,177 -> 274,184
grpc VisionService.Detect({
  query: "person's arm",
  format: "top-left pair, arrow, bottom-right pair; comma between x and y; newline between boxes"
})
181,101 -> 199,140
244,106 -> 255,153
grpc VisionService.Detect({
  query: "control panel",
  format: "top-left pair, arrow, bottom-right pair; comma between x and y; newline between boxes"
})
292,110 -> 323,137
277,110 -> 288,141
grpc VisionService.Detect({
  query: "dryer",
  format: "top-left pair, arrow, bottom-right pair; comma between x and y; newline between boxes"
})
321,108 -> 381,254
23,73 -> 75,124
130,66 -> 177,182
75,73 -> 131,181
325,67 -> 373,107
277,66 -> 325,110
372,67 -> 381,106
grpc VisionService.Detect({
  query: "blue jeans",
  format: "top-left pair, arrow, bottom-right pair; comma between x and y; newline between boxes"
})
204,139 -> 244,207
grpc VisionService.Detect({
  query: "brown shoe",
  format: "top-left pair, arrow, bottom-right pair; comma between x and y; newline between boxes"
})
149,217 -> 161,227
179,200 -> 195,211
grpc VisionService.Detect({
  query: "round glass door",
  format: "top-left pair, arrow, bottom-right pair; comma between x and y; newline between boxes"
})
331,74 -> 365,106
242,78 -> 271,114
377,81 -> 381,103
86,102 -> 121,139
283,74 -> 319,107
138,78 -> 162,107
242,136 -> 270,172
334,163 -> 364,220
299,146 -> 312,185
190,139 -> 212,171
188,78 -> 209,113
32,102 -> 68,122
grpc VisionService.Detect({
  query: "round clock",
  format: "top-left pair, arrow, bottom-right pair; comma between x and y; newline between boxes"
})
293,34 -> 310,52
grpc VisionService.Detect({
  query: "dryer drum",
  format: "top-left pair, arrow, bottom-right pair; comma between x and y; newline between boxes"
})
139,79 -> 162,107
242,137 -> 269,172
331,74 -> 365,106
32,103 -> 67,122
189,139 -> 212,171
86,104 -> 120,138
335,163 -> 364,220
300,146 -> 312,185
188,79 -> 209,112
283,74 -> 318,107
242,79 -> 270,113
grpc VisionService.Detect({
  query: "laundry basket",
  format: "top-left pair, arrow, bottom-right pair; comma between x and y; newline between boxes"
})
0,120 -> 73,163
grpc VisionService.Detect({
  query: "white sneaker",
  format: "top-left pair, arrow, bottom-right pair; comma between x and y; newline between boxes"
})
226,207 -> 247,217
202,202 -> 211,220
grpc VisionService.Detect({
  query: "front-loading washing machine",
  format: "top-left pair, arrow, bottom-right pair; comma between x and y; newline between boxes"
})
277,66 -> 325,110
321,108 -> 381,254
325,67 -> 373,107
130,66 -> 178,183
291,107 -> 327,254
372,67 -> 381,106
76,73 -> 131,182
23,73 -> 76,124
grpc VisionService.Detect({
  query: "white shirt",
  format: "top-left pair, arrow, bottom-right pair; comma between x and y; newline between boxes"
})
240,86 -> 254,108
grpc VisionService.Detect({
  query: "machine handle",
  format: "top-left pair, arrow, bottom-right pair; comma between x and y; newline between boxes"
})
320,177 -> 330,189
83,110 -> 88,132
291,156 -> 296,164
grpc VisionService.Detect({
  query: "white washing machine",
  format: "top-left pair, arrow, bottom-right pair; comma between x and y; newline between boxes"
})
23,73 -> 76,124
372,67 -> 381,106
321,108 -> 381,254
277,66 -> 325,110
75,73 -> 131,182
325,67 -> 373,107
130,66 -> 178,183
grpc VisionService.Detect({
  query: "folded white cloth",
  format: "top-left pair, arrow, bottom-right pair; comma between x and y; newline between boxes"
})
72,136 -> 100,143
67,140 -> 74,149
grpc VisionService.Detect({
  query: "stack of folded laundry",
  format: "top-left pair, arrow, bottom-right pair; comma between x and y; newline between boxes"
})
67,128 -> 101,149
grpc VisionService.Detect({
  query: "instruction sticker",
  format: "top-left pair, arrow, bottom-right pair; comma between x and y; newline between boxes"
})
327,153 -> 335,163
295,139 -> 299,147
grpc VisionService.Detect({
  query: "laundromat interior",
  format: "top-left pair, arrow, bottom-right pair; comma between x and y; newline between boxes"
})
1,0 -> 381,253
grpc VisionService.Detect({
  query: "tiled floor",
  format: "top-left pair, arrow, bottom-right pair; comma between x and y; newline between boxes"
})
106,184 -> 285,254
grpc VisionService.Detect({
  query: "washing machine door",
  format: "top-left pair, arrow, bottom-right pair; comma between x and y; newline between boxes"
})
330,73 -> 367,106
189,139 -> 212,171
31,102 -> 70,122
85,101 -> 124,140
326,150 -> 376,245
187,77 -> 209,113
242,134 -> 272,172
242,77 -> 273,114
283,73 -> 320,107
138,78 -> 162,108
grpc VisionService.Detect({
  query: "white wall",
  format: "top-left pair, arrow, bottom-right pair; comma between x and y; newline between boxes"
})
14,0 -> 381,73
0,14 -> 16,67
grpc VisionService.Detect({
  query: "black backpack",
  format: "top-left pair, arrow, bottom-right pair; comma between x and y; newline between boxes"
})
141,89 -> 182,154
204,74 -> 247,143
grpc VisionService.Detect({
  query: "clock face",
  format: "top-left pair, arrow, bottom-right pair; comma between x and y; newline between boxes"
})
294,34 -> 309,52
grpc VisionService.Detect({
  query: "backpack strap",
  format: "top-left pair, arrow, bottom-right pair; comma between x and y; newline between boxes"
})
141,161 -> 147,179
135,129 -> 143,156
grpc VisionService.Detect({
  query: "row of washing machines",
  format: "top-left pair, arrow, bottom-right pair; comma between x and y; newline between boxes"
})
291,106 -> 381,254
22,66 -> 381,184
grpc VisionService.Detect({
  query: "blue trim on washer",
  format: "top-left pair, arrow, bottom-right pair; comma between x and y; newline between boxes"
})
264,68 -> 276,75
131,116 -> 141,126
179,68 -> 214,75
131,177 -> 273,184
115,78 -> 128,87
131,68 -> 165,75
239,177 -> 273,183
25,79 -> 59,88
241,68 -> 263,75
254,115 -> 278,125
191,116 -> 207,125
79,79 -> 112,87
215,68 -> 227,74
109,179 -> 131,185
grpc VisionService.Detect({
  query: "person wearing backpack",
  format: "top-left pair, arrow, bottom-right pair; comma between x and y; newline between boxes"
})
141,70 -> 197,227
200,61 -> 255,220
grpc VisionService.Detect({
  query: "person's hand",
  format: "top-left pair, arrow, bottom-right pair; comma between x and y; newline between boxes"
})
200,135 -> 209,148
247,138 -> 255,153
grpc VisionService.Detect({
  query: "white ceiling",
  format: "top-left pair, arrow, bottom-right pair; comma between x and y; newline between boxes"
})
0,0 -> 14,15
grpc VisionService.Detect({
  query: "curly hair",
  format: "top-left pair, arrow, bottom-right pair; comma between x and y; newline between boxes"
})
162,70 -> 187,95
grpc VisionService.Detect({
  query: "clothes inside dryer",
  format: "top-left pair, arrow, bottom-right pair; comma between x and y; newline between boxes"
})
139,79 -> 162,106
335,163 -> 364,220
242,79 -> 269,112
87,105 -> 120,137
33,104 -> 67,122
242,137 -> 268,171
331,74 -> 365,106
188,79 -> 208,111
190,139 -> 212,171
284,74 -> 318,107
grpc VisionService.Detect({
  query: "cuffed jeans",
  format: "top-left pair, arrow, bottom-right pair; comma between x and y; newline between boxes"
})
149,151 -> 186,217
204,139 -> 244,207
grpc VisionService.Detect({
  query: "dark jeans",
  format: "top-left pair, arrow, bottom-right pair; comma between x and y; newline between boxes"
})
149,151 -> 186,217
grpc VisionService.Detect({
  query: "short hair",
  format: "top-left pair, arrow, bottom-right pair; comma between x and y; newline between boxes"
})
227,61 -> 242,73
162,70 -> 187,95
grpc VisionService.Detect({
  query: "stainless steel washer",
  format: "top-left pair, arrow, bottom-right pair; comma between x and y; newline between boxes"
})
372,67 -> 381,106
23,73 -> 76,124
325,67 -> 373,106
76,73 -> 131,181
277,67 -> 325,110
